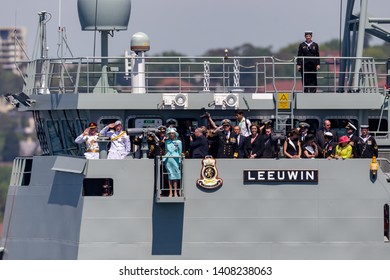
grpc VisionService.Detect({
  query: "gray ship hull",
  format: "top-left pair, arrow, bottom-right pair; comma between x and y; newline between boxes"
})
2,156 -> 390,259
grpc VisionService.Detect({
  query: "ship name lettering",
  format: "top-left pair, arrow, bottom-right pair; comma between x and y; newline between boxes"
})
244,170 -> 318,183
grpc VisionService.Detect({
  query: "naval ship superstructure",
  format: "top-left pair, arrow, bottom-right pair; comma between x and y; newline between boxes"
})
2,0 -> 390,259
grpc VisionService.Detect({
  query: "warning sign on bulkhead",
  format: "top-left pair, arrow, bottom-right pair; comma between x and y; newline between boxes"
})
278,92 -> 289,109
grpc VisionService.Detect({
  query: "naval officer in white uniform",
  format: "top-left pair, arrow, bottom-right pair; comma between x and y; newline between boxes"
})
75,122 -> 100,159
100,120 -> 131,159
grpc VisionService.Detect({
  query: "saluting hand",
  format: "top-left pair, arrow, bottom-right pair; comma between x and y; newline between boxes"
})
83,128 -> 90,136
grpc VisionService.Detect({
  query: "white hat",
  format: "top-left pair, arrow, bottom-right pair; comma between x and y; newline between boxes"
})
166,127 -> 178,137
346,121 -> 357,131
324,131 -> 333,137
114,120 -> 122,126
221,119 -> 231,126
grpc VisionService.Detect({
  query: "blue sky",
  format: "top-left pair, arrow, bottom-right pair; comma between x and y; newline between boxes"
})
1,0 -> 389,57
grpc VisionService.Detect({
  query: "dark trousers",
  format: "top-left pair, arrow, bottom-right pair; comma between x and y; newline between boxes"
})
301,63 -> 317,93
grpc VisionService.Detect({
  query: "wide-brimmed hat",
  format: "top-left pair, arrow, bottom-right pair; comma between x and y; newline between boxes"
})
338,135 -> 349,144
88,122 -> 97,129
167,127 -> 178,137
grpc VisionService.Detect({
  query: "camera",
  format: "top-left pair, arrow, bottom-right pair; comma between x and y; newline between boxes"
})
186,125 -> 197,137
200,112 -> 210,119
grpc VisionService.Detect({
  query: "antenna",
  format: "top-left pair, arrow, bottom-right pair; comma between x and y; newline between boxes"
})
58,0 -> 62,28
57,0 -> 63,58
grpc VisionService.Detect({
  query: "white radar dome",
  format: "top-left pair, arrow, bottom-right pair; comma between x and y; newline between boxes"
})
131,32 -> 150,52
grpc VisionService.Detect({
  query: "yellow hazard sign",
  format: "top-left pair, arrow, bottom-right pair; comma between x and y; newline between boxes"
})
278,93 -> 289,109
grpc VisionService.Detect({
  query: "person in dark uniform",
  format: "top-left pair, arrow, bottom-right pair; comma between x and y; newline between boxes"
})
316,119 -> 338,156
283,128 -> 301,159
213,119 -> 238,158
262,125 -> 278,158
133,125 -> 166,159
133,132 -> 156,159
301,134 -> 318,158
189,128 -> 209,158
233,125 -> 246,158
259,119 -> 272,135
201,112 -> 219,158
298,122 -> 310,143
297,31 -> 320,93
356,125 -> 379,158
345,121 -> 359,158
155,125 -> 167,157
244,124 -> 265,159
322,131 -> 337,158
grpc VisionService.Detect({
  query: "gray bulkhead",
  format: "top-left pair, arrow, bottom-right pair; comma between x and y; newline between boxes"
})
2,156 -> 390,259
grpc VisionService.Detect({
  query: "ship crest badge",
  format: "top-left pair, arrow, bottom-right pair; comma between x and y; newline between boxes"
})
196,156 -> 223,189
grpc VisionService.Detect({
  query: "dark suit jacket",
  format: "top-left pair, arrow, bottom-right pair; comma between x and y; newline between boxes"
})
236,134 -> 246,158
244,134 -> 265,158
262,135 -> 278,158
297,41 -> 320,68
315,129 -> 338,153
213,131 -> 238,158
189,134 -> 209,158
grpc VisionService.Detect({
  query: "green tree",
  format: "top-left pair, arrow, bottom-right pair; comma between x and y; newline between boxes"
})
0,65 -> 23,94
364,42 -> 390,59
2,129 -> 20,162
321,39 -> 341,52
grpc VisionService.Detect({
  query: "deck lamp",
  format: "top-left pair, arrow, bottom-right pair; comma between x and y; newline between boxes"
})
370,156 -> 379,176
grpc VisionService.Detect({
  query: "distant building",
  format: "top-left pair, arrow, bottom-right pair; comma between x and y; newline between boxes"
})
0,27 -> 27,73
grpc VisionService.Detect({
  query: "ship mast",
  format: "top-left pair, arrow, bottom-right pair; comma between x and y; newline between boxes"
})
38,11 -> 50,94
339,0 -> 390,90
77,0 -> 131,93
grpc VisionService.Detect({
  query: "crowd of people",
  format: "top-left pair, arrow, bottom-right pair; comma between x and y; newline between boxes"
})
283,120 -> 378,159
74,115 -> 379,162
187,113 -> 378,160
74,115 -> 379,197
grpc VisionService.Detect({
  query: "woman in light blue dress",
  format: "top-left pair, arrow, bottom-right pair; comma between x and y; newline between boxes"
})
164,127 -> 182,197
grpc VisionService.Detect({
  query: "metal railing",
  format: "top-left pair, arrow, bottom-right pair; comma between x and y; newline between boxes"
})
156,155 -> 184,200
10,157 -> 33,186
20,55 -> 388,95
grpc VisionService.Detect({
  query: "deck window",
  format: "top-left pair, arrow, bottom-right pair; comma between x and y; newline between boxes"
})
368,118 -> 388,137
83,178 -> 113,196
47,120 -> 66,155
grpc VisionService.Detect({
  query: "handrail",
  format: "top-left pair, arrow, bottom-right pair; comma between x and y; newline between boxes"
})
157,155 -> 184,199
377,157 -> 390,181
19,55 -> 388,95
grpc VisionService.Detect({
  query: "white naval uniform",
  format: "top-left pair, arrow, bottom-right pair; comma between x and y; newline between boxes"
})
238,117 -> 251,137
100,126 -> 131,159
75,134 -> 99,159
